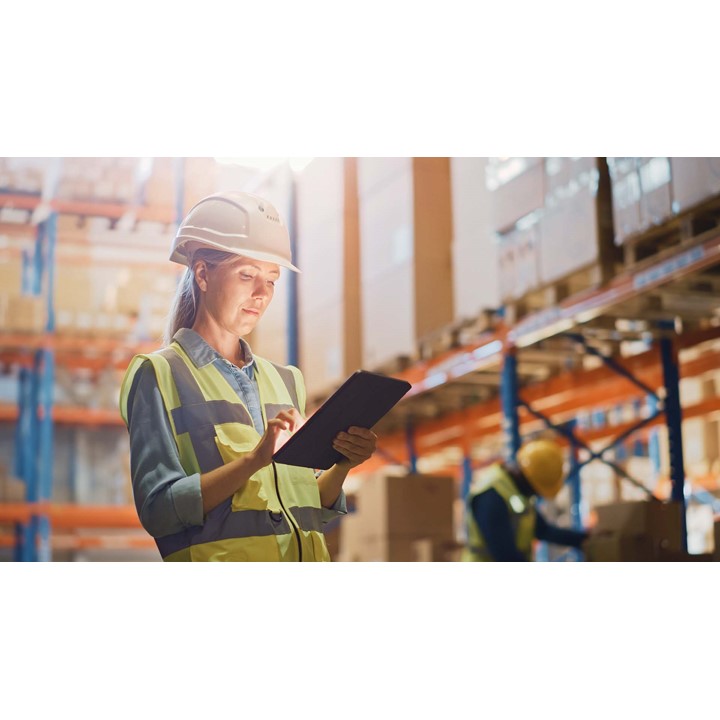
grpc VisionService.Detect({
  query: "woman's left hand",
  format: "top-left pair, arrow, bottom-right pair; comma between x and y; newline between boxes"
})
332,426 -> 377,469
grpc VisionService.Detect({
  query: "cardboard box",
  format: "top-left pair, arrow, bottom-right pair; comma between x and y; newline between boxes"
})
5,295 -> 45,333
608,157 -> 642,245
0,463 -> 26,503
361,263 -> 416,368
497,232 -> 517,302
584,533 -> 656,562
497,212 -> 542,300
671,157 -> 720,213
656,548 -> 714,562
486,157 -> 544,233
357,157 -> 410,197
299,299 -> 344,400
336,474 -> 456,561
539,158 -> 612,284
337,512 -> 367,562
595,500 -> 683,552
355,473 -> 455,540
0,257 -> 22,298
637,157 -> 673,230
144,158 -> 178,207
297,160 -> 349,397
358,158 -> 454,369
360,535 -> 449,562
450,157 -> 501,317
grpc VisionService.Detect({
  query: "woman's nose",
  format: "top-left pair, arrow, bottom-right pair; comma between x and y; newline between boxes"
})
253,280 -> 270,299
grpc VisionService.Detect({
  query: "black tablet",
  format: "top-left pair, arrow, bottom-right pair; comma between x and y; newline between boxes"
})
272,370 -> 412,470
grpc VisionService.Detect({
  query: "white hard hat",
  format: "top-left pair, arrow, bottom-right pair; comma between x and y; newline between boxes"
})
170,191 -> 300,272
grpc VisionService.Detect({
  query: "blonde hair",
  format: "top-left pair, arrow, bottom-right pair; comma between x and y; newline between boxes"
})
164,247 -> 238,346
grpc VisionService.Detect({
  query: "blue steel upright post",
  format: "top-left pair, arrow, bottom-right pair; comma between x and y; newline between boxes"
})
406,422 -> 418,475
659,324 -> 688,551
36,212 -> 57,561
501,349 -> 521,461
567,420 -> 583,561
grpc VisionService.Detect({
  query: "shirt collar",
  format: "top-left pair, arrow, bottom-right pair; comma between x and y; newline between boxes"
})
173,328 -> 256,371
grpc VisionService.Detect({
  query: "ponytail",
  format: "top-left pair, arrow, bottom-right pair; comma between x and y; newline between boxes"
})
163,247 -> 238,346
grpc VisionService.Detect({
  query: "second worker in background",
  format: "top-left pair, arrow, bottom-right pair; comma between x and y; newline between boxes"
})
463,439 -> 588,561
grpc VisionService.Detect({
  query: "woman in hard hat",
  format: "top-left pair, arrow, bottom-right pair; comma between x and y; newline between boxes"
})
119,191 -> 376,561
462,439 -> 588,561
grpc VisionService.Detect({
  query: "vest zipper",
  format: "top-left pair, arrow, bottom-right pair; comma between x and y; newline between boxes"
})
272,461 -> 303,562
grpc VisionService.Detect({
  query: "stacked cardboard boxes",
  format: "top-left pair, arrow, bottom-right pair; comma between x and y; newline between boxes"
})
497,212 -> 542,302
0,461 -> 26,503
488,157 -> 614,301
584,500 -> 683,561
638,157 -> 673,230
450,157 -> 500,316
182,158 -> 260,212
358,158 -> 454,370
608,157 -> 675,246
143,158 -> 177,208
671,157 -> 720,213
486,157 -> 544,233
337,473 -> 455,561
297,158 -> 361,400
0,157 -> 47,195
56,158 -> 140,204
3,294 -> 45,333
539,157 -> 614,286
607,157 -> 642,245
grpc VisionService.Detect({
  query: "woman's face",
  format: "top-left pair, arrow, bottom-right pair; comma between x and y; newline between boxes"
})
196,254 -> 280,337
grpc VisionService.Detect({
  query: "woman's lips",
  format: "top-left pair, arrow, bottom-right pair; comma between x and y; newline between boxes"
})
243,308 -> 260,316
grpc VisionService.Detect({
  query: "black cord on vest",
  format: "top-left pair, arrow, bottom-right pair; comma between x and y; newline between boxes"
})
272,461 -> 303,562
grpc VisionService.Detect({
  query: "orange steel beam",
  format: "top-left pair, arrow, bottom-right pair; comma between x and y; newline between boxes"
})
0,333 -> 157,356
361,343 -> 720,471
0,404 -> 122,426
0,404 -> 18,422
0,533 -> 155,551
0,194 -> 40,211
51,407 -> 124,426
0,503 -> 142,529
0,194 -> 175,224
360,392 -> 720,475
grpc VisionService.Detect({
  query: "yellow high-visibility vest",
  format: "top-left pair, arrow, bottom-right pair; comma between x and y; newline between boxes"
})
462,463 -> 536,561
119,340 -> 331,562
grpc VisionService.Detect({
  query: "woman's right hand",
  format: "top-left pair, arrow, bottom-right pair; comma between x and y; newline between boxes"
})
251,409 -> 303,468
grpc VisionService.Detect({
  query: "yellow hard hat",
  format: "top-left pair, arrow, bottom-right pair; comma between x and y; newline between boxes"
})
517,439 -> 565,498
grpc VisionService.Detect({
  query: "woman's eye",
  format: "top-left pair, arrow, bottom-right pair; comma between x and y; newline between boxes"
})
240,273 -> 254,280
267,281 -> 276,287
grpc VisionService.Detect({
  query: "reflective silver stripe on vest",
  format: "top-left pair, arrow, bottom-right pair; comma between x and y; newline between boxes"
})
159,348 -> 253,473
269,362 -> 300,411
155,501 -> 293,558
264,403 -> 295,421
289,506 -> 324,533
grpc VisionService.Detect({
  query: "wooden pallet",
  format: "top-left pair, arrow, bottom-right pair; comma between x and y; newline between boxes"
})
502,263 -> 611,327
621,193 -> 720,268
416,309 -> 497,361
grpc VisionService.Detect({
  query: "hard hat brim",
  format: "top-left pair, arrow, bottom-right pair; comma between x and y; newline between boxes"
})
170,238 -> 301,273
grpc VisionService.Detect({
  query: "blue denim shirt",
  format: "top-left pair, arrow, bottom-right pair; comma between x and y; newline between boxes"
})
126,328 -> 347,539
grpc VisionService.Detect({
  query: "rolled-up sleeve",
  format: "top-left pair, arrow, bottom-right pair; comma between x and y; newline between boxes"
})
127,362 -> 204,538
320,488 -> 348,524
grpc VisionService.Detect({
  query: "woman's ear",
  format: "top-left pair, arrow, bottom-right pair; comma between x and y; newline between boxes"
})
193,261 -> 209,293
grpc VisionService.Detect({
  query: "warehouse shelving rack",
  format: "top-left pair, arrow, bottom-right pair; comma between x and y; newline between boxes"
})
364,217 -> 720,556
0,161 -> 184,560
2,159 -> 720,560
